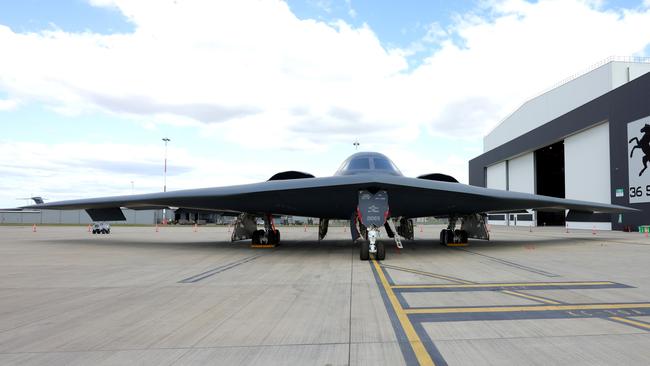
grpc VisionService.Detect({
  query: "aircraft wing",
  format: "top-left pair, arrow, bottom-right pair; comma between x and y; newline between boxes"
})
25,174 -> 634,220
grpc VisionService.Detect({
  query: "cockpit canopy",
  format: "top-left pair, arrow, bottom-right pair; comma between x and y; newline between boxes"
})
335,152 -> 402,176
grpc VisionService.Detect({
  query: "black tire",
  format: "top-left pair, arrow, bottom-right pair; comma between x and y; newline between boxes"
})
460,230 -> 468,243
267,230 -> 278,245
375,241 -> 385,260
251,230 -> 260,244
359,240 -> 370,260
439,230 -> 446,245
447,229 -> 455,244
441,229 -> 454,246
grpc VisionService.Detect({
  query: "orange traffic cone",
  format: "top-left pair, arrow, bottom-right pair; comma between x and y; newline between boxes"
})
32,224 -> 36,232
193,224 -> 198,232
592,225 -> 596,235
420,225 -> 423,233
155,224 -> 159,233
529,224 -> 532,233
87,224 -> 91,233
304,224 -> 307,232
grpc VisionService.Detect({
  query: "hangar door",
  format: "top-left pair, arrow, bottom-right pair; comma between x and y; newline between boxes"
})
535,141 -> 566,226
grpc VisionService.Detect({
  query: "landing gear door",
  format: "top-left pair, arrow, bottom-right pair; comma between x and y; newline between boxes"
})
358,190 -> 389,228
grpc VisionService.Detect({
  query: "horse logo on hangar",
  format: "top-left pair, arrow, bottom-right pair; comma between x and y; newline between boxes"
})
627,117 -> 650,203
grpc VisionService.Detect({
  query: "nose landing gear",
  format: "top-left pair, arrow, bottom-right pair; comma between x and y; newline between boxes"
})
355,190 -> 389,261
358,226 -> 385,260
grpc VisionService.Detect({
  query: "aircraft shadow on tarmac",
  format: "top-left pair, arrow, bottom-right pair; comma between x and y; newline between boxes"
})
43,236 -> 586,253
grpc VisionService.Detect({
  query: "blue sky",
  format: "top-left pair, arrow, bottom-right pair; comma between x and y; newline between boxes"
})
1,0 -> 649,206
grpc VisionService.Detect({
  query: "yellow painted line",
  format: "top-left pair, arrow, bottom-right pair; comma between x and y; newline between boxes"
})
404,303 -> 650,315
609,316 -> 650,330
382,265 -> 473,285
372,260 -> 435,366
392,281 -> 615,289
251,244 -> 276,248
445,243 -> 468,247
500,290 -> 562,305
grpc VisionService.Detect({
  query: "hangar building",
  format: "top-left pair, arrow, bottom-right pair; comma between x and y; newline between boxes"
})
469,57 -> 650,230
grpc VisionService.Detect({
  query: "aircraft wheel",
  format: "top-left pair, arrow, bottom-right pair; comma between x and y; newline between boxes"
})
460,230 -> 468,243
440,229 -> 450,245
441,229 -> 454,245
251,230 -> 261,244
267,230 -> 280,245
359,240 -> 370,260
375,241 -> 385,260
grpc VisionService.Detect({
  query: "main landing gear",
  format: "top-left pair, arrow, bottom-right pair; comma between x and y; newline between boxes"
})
439,229 -> 468,246
231,213 -> 280,247
439,216 -> 468,246
251,214 -> 281,247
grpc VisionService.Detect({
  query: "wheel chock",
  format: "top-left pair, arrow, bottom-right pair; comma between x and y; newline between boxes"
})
251,244 -> 276,248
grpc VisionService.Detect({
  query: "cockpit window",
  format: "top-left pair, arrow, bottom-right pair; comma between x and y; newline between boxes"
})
373,158 -> 393,170
348,158 -> 370,170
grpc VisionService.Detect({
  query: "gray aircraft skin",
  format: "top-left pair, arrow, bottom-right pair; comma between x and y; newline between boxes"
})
26,152 -> 635,260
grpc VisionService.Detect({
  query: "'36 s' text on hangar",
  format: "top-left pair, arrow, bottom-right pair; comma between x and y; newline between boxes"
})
469,57 -> 650,231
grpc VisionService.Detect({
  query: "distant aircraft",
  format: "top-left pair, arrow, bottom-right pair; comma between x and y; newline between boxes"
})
26,152 -> 634,260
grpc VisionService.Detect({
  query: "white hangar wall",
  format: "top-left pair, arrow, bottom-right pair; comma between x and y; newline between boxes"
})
564,122 -> 612,230
486,153 -> 536,227
486,161 -> 507,190
508,153 -> 535,194
485,124 -> 613,229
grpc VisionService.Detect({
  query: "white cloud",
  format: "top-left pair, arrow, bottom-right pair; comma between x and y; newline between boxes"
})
0,141 -> 278,206
1,0 -> 648,148
87,0 -> 118,8
0,98 -> 19,111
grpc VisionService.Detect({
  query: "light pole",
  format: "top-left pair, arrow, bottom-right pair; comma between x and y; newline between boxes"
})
162,138 -> 171,192
162,137 -> 171,224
